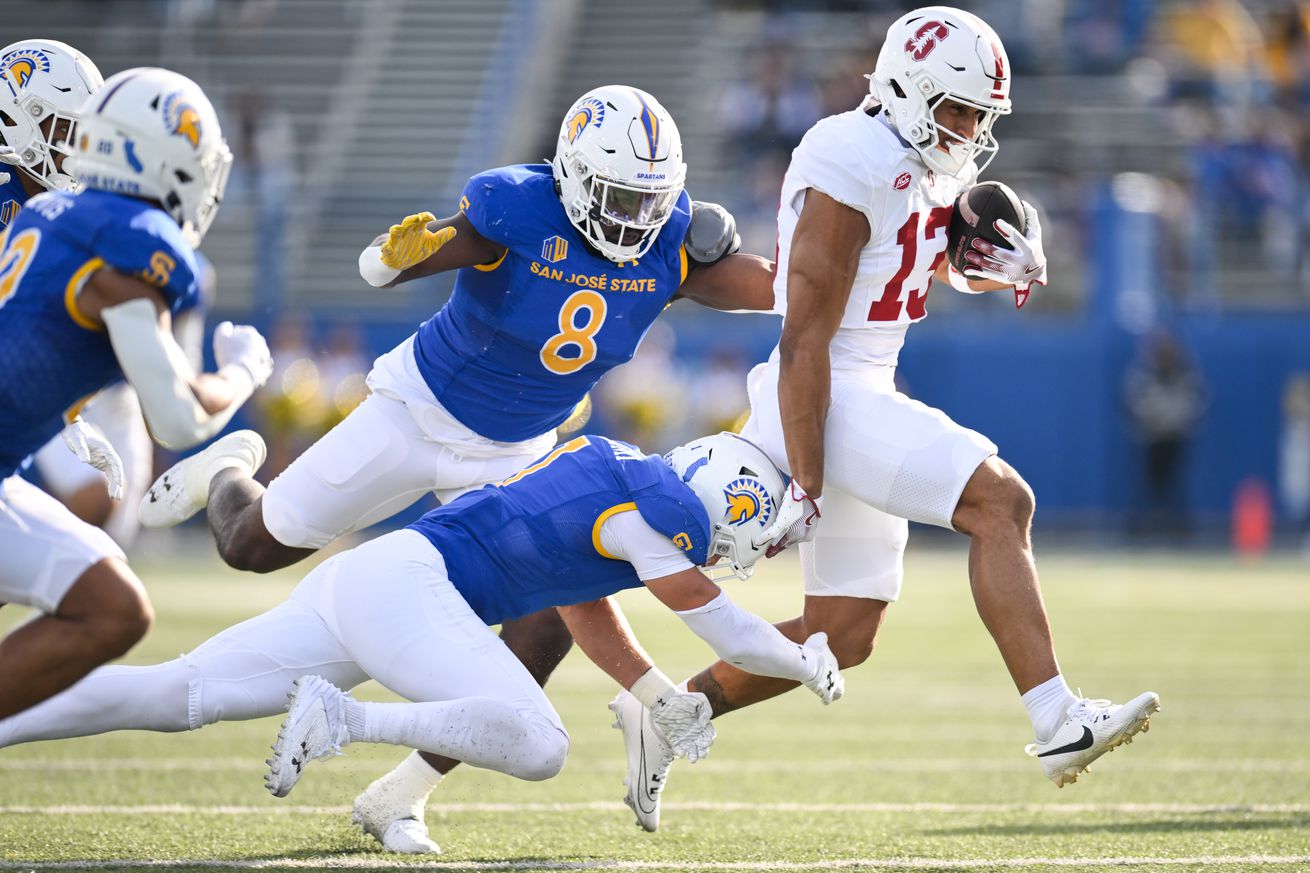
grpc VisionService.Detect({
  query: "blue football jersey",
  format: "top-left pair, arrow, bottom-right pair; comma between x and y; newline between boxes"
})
413,164 -> 693,442
407,435 -> 711,626
0,189 -> 201,478
0,171 -> 30,230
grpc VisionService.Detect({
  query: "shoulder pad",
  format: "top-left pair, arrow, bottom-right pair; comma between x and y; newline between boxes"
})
684,200 -> 741,267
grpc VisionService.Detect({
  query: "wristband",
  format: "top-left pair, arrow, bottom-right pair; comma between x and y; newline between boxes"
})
629,666 -> 676,709
359,244 -> 402,287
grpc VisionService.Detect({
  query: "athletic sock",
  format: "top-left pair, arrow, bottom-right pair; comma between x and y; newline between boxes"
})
1022,674 -> 1078,743
358,749 -> 445,822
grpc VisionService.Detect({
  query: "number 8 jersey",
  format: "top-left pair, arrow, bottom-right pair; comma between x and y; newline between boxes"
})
773,108 -> 976,369
413,164 -> 692,443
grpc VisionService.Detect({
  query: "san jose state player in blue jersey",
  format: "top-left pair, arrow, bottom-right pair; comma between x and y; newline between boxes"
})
0,68 -> 272,720
0,432 -> 843,843
136,84 -> 777,852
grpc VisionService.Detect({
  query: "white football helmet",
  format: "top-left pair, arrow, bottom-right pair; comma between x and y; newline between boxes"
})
664,432 -> 786,581
0,39 -> 103,191
553,85 -> 686,264
867,6 -> 1012,177
64,67 -> 231,246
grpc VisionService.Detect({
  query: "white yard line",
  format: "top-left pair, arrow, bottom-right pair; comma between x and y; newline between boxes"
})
0,854 -> 1309,870
3,758 -> 1306,773
2,802 -> 1307,815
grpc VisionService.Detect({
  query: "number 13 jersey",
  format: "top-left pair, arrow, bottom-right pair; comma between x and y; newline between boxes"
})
413,164 -> 692,443
773,108 -> 976,370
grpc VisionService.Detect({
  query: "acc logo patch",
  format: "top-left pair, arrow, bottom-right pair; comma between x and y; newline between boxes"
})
566,97 -> 605,145
162,90 -> 202,150
894,172 -> 912,190
541,235 -> 568,263
905,20 -> 949,62
1,48 -> 50,97
723,477 -> 773,528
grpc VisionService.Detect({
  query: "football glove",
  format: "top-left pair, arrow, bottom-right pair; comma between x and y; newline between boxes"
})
64,418 -> 124,500
212,322 -> 274,389
650,689 -> 716,763
754,480 -> 822,558
962,200 -> 1047,308
380,212 -> 457,271
801,632 -> 844,705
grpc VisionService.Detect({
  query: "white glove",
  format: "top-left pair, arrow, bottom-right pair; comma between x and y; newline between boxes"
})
961,200 -> 1047,308
753,479 -> 822,558
63,418 -> 124,500
649,689 -> 716,763
800,632 -> 844,705
212,321 -> 273,388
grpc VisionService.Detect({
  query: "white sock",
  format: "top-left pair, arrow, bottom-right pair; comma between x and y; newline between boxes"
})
359,750 -> 445,822
1022,674 -> 1078,743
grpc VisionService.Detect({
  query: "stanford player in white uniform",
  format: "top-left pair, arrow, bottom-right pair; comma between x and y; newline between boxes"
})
608,6 -> 1161,831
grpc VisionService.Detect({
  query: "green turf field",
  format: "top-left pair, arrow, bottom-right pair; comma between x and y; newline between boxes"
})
1,542 -> 1307,872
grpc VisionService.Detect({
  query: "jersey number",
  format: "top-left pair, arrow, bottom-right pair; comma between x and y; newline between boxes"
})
867,206 -> 952,322
0,228 -> 40,310
540,290 -> 607,375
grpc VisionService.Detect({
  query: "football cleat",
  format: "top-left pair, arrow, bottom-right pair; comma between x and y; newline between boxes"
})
609,688 -> 675,832
1026,692 -> 1161,787
265,675 -> 351,798
353,775 -> 441,854
139,429 -> 266,528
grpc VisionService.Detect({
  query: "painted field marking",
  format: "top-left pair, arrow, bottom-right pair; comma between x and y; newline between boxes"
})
2,802 -> 1308,815
0,854 -> 1309,870
3,757 -> 1307,774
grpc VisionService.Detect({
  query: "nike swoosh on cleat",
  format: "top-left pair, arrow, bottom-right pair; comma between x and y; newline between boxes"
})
1037,726 -> 1093,757
635,732 -> 656,813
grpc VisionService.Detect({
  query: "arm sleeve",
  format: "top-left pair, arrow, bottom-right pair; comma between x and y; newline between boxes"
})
675,591 -> 819,684
102,298 -> 248,450
598,509 -> 695,580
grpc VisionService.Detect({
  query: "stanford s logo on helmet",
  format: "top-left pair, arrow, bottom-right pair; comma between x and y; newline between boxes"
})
868,6 -> 1012,178
905,20 -> 949,61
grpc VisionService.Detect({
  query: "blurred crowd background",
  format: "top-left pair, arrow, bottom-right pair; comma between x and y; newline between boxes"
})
12,0 -> 1310,551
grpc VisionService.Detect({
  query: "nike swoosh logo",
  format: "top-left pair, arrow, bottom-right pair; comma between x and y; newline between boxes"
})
1037,725 -> 1093,757
1024,264 -> 1041,275
635,730 -> 657,813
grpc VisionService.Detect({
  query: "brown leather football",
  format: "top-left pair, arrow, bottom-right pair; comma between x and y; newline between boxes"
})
947,181 -> 1025,275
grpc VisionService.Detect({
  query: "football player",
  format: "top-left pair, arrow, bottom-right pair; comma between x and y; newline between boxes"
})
1,40 -> 209,551
137,85 -> 775,852
0,433 -> 843,837
0,67 -> 272,719
609,6 -> 1160,830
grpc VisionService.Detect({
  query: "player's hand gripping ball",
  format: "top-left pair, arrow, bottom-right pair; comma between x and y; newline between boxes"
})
947,182 -> 1047,307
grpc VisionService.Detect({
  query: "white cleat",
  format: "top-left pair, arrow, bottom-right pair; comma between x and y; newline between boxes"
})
265,675 -> 351,798
1026,691 -> 1161,787
609,689 -> 675,833
139,429 -> 266,528
353,776 -> 441,854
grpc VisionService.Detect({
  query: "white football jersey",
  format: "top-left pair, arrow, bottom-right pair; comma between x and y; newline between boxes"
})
774,108 -> 976,368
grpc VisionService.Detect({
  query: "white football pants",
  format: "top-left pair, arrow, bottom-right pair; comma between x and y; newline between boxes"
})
0,531 -> 569,781
261,337 -> 556,550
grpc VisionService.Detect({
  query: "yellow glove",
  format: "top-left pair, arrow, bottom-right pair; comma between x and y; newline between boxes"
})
379,212 -> 457,271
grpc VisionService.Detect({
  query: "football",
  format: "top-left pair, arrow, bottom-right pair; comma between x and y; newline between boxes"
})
946,180 -> 1026,275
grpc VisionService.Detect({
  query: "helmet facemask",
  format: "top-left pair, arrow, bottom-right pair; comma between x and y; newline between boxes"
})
167,142 -> 232,247
918,90 -> 1005,176
578,169 -> 681,262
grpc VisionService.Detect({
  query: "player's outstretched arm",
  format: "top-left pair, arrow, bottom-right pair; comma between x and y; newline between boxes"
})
79,268 -> 272,450
645,568 -> 844,705
557,597 -> 716,760
671,200 -> 777,311
359,212 -> 505,287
